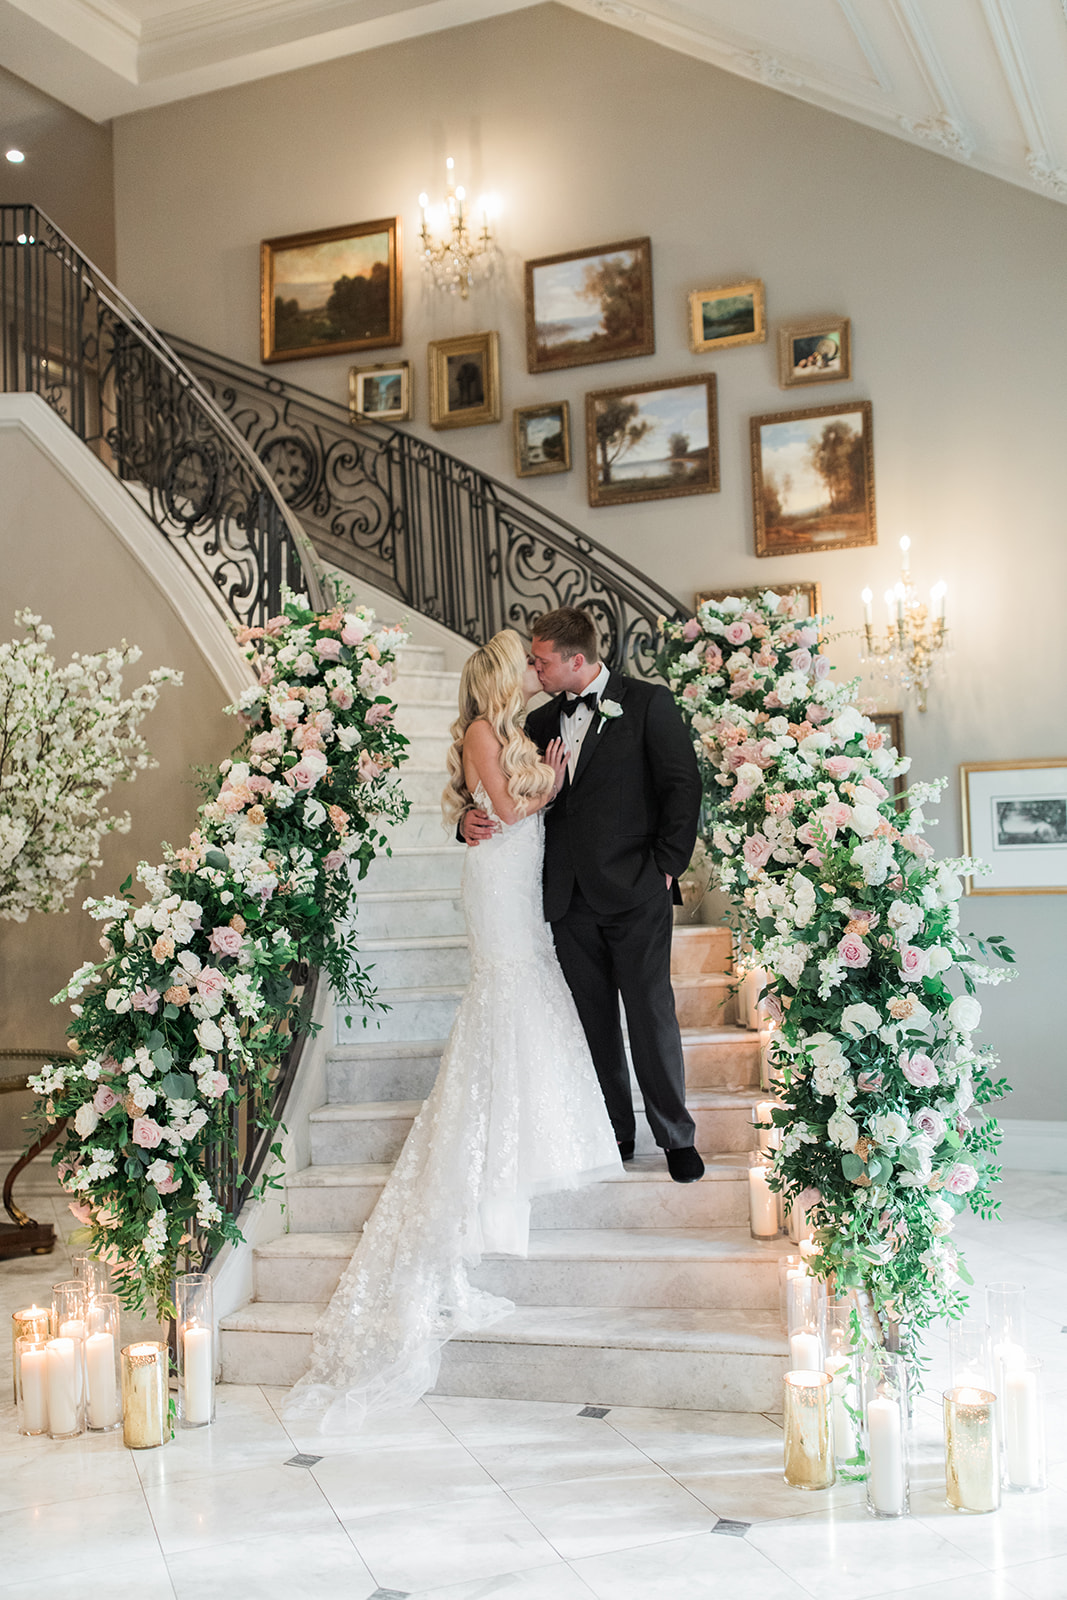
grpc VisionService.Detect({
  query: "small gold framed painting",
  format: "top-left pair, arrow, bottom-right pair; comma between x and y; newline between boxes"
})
586,373 -> 719,508
428,332 -> 501,430
777,317 -> 852,388
260,217 -> 401,364
870,712 -> 906,797
960,758 -> 1067,894
695,583 -> 822,619
687,280 -> 766,353
349,360 -> 412,423
514,402 -> 571,477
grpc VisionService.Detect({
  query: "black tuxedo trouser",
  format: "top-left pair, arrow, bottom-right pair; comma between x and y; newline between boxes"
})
550,884 -> 696,1151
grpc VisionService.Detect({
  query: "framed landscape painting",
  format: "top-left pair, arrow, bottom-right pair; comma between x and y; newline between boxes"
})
586,374 -> 718,508
261,217 -> 401,363
525,237 -> 654,374
778,316 -> 852,388
428,331 -> 501,430
695,582 -> 822,619
750,400 -> 875,557
514,401 -> 571,477
349,360 -> 412,422
688,280 -> 766,352
960,758 -> 1067,895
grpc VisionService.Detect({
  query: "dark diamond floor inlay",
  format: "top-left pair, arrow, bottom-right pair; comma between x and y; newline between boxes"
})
578,1405 -> 611,1418
713,1519 -> 751,1537
284,1453 -> 323,1468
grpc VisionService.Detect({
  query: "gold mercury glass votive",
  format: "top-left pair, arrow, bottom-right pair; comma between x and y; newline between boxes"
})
944,1387 -> 1000,1513
783,1370 -> 835,1490
11,1306 -> 50,1404
121,1341 -> 168,1449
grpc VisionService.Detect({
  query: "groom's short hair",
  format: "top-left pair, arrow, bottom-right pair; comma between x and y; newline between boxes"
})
531,607 -> 598,661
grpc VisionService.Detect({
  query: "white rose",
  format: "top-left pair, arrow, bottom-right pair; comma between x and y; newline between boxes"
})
848,805 -> 883,838
840,1002 -> 881,1038
334,725 -> 362,751
927,945 -> 953,974
74,1103 -> 100,1139
303,798 -> 327,826
870,1110 -> 910,1148
935,864 -> 964,904
887,899 -> 923,940
830,707 -> 866,744
195,1019 -> 225,1053
828,1109 -> 859,1149
736,762 -> 763,790
947,995 -> 982,1034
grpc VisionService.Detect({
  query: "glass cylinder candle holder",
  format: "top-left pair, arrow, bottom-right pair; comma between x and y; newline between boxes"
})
46,1334 -> 85,1439
15,1336 -> 50,1435
760,1027 -> 782,1092
1001,1354 -> 1046,1493
778,1254 -> 805,1328
748,1154 -> 780,1241
986,1282 -> 1027,1372
72,1254 -> 111,1302
753,1100 -> 782,1160
11,1305 -> 50,1404
84,1293 -> 122,1432
944,1387 -> 1000,1513
175,1273 -> 215,1428
783,1370 -> 835,1490
122,1342 -> 168,1449
949,1317 -> 993,1391
824,1305 -> 861,1467
862,1350 -> 910,1518
51,1280 -> 88,1341
787,1273 -> 826,1372
737,966 -> 766,1032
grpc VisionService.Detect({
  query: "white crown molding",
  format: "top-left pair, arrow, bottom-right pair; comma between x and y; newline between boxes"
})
835,0 -> 893,94
978,0 -> 1067,192
888,0 -> 975,158
0,393 -> 253,705
5,0 -> 140,78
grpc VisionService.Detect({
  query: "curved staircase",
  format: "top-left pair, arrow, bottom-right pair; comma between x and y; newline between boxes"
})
219,643 -> 792,1411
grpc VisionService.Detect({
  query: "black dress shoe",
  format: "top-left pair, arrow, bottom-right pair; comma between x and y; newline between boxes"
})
665,1145 -> 704,1183
617,1139 -> 636,1162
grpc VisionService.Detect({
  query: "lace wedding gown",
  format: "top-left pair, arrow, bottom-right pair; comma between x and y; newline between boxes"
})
284,783 -> 621,1431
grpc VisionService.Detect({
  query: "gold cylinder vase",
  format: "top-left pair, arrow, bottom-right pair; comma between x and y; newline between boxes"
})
783,1370 -> 835,1490
944,1387 -> 1000,1513
121,1342 -> 168,1449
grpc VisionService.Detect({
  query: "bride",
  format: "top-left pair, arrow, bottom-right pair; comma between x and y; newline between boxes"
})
285,628 -> 621,1430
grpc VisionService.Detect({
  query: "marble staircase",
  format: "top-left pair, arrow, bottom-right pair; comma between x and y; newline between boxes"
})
219,643 -> 791,1411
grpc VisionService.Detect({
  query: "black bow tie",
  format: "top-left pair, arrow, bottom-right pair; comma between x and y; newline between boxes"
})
560,691 -> 599,718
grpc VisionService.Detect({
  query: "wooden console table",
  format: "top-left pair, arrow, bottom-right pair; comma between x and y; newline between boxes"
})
0,1048 -> 72,1259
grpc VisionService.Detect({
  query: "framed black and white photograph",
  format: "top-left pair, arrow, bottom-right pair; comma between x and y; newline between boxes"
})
960,758 -> 1067,894
427,331 -> 501,430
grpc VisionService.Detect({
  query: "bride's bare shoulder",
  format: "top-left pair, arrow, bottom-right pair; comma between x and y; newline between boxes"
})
463,719 -> 502,753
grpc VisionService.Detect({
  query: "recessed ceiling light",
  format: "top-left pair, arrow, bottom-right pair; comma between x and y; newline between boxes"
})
6,149 -> 26,164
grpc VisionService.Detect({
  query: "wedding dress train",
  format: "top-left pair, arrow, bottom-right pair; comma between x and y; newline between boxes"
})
284,784 -> 621,1431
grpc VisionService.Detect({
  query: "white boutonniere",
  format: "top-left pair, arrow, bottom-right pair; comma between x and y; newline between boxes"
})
597,698 -> 623,733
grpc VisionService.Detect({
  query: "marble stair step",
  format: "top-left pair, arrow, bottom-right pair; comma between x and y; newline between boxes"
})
393,645 -> 447,674
354,885 -> 464,937
398,733 -> 452,769
284,1152 -> 751,1234
672,974 -> 733,1029
360,934 -> 470,989
399,765 -> 456,806
218,1300 -> 788,1408
251,1224 -> 790,1308
309,1089 -> 761,1166
336,984 -> 465,1045
670,925 -> 734,976
393,700 -> 462,737
362,843 -> 464,893
377,808 -> 455,851
392,671 -> 462,704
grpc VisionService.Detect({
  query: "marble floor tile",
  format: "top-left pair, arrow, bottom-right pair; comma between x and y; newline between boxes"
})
0,1429 -> 141,1513
426,1393 -> 594,1444
508,1464 -> 715,1559
571,1527 -> 814,1600
1002,1552 -> 1067,1599
677,1450 -> 867,1524
0,1485 -> 164,1587
459,1415 -> 655,1489
281,1395 -> 460,1458
143,1459 -> 339,1556
603,1404 -> 786,1470
864,1576 -> 1031,1600
914,1483 -> 1067,1572
0,1553 -> 176,1600
311,1437 -> 498,1518
166,1526 -> 377,1600
132,1391 -> 298,1487
410,1562 -> 600,1600
746,1503 -> 987,1600
342,1486 -> 559,1591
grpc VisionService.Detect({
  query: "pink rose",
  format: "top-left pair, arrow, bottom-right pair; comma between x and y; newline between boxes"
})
805,704 -> 830,725
366,703 -> 394,726
68,1199 -> 93,1225
195,967 -> 226,1004
703,644 -> 723,671
286,750 -> 328,791
723,620 -> 752,646
856,1069 -> 884,1093
132,1116 -> 164,1150
900,833 -> 934,859
901,1051 -> 938,1088
247,775 -> 272,795
250,730 -> 283,758
208,926 -> 244,958
330,686 -> 354,710
811,655 -> 831,681
681,618 -> 702,641
341,615 -> 367,647
130,987 -> 160,1014
323,850 -> 346,871
763,692 -> 784,711
92,1084 -> 119,1114
861,774 -> 889,801
824,756 -> 853,780
743,833 -> 774,870
682,683 -> 699,700
837,932 -> 871,969
759,992 -> 783,1025
943,1162 -> 978,1195
357,750 -> 384,784
899,946 -> 929,983
292,724 -> 325,751
316,638 -> 342,662
265,614 -> 287,636
789,648 -> 813,674
795,627 -> 818,647
201,1071 -> 229,1099
155,1165 -> 182,1195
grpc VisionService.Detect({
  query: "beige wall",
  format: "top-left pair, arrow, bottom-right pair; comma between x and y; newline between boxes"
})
102,5 -> 1067,1119
0,426 -> 236,1141
0,66 -> 116,276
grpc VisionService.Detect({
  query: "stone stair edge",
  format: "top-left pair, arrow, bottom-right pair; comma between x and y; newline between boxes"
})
311,1087 -> 766,1120
284,1153 -> 754,1188
253,1225 -> 796,1263
325,1026 -> 762,1059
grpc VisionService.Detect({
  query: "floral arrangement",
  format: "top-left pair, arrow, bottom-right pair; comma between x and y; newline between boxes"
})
30,591 -> 410,1315
0,610 -> 181,922
658,592 -> 1013,1347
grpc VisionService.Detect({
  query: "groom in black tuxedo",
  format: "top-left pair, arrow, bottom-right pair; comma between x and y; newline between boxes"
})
462,607 -> 704,1182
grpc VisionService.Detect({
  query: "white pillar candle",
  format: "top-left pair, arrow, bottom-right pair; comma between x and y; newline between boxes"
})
790,1330 -> 823,1372
20,1343 -> 49,1433
85,1331 -> 119,1429
737,969 -> 765,1031
754,1101 -> 780,1159
748,1164 -> 779,1238
58,1318 -> 86,1404
182,1324 -> 214,1426
825,1355 -> 858,1461
45,1338 -> 79,1436
867,1393 -> 906,1514
1004,1365 -> 1042,1488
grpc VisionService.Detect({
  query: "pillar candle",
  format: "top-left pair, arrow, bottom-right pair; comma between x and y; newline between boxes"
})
754,1101 -> 780,1159
182,1324 -> 213,1426
11,1306 -> 50,1403
748,1164 -> 779,1238
19,1343 -> 49,1433
790,1330 -> 823,1372
45,1338 -> 79,1436
825,1355 -> 858,1461
1004,1365 -> 1042,1488
85,1331 -> 119,1429
122,1342 -> 167,1449
867,1392 -> 906,1514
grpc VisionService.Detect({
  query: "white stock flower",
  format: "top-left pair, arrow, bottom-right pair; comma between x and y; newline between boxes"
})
887,900 -> 923,942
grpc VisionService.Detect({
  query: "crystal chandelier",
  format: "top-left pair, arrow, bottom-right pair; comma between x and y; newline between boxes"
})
859,537 -> 948,712
418,158 -> 499,299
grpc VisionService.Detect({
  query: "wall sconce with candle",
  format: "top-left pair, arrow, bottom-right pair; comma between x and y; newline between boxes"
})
418,159 -> 500,299
859,536 -> 948,712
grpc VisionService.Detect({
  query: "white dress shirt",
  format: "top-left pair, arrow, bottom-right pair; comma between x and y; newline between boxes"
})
562,662 -> 611,782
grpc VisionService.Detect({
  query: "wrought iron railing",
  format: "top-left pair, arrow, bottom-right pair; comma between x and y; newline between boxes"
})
0,205 -> 324,626
167,335 -> 686,672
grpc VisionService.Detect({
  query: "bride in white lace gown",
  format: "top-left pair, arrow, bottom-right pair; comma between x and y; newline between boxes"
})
284,629 -> 621,1431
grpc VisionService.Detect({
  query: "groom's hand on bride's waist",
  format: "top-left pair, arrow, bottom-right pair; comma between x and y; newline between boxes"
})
462,807 -> 499,845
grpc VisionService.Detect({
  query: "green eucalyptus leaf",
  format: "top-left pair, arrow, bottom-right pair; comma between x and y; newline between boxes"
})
204,848 -> 230,871
841,1153 -> 866,1181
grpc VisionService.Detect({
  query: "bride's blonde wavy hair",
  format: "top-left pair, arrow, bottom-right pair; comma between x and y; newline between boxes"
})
442,629 -> 554,826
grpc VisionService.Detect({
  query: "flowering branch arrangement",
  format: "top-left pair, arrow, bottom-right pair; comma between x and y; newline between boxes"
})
29,591 -> 410,1316
658,592 -> 1013,1347
0,610 -> 181,922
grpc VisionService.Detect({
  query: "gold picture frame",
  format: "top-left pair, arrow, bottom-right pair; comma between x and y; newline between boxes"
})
778,316 -> 852,388
586,374 -> 719,509
688,280 -> 766,352
960,758 -> 1067,895
750,400 -> 876,558
695,582 -> 822,619
514,402 -> 571,477
871,712 -> 906,798
525,237 -> 654,374
349,360 -> 412,423
428,331 -> 501,430
260,217 -> 401,364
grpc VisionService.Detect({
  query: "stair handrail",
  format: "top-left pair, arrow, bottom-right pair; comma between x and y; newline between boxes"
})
0,204 -> 324,621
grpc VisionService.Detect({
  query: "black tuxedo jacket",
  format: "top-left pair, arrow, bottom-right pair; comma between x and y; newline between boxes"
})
524,671 -> 702,923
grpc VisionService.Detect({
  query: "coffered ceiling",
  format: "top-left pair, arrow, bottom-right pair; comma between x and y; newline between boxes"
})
2,0 -> 1066,204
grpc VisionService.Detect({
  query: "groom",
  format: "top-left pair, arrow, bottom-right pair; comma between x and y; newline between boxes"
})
462,606 -> 704,1182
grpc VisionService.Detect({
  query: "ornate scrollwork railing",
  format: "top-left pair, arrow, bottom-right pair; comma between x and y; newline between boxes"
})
167,336 -> 685,672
